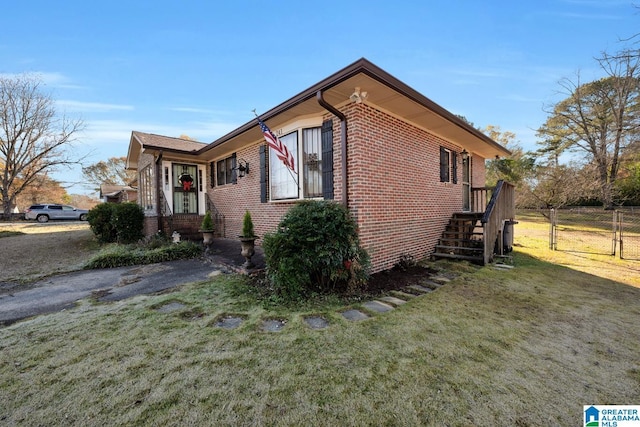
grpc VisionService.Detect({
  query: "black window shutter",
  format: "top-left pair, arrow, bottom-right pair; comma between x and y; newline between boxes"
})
321,119 -> 334,200
439,147 -> 447,182
210,162 -> 215,188
260,145 -> 268,203
452,151 -> 458,184
231,153 -> 238,184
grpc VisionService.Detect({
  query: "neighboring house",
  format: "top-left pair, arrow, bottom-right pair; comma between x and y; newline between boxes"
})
126,58 -> 513,273
99,184 -> 138,204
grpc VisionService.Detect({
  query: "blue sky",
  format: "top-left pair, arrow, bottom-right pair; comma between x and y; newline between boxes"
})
2,0 -> 638,195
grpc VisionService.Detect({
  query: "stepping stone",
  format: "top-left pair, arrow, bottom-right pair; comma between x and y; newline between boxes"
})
304,316 -> 329,330
494,264 -> 514,270
379,296 -> 407,306
156,302 -> 186,313
431,276 -> 451,284
407,284 -> 433,294
341,309 -> 369,321
363,300 -> 394,313
391,291 -> 417,300
215,316 -> 244,329
262,319 -> 286,332
422,280 -> 442,289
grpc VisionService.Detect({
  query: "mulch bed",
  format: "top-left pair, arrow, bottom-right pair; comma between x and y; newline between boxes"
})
362,265 -> 438,295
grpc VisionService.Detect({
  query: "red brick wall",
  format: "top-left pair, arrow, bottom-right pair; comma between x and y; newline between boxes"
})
143,216 -> 159,237
346,103 -> 467,272
207,103 -> 477,274
208,145 -> 298,241
161,214 -> 203,240
472,154 -> 486,188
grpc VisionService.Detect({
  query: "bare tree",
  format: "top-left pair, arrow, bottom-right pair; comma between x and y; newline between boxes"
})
537,49 -> 640,209
520,162 -> 600,211
82,156 -> 136,191
0,74 -> 84,216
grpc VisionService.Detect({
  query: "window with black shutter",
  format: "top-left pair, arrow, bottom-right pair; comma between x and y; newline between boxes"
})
260,145 -> 268,203
452,152 -> 458,184
215,154 -> 237,186
440,147 -> 450,182
321,119 -> 334,200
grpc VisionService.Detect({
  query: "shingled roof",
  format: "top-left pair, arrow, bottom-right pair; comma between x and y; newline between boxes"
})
131,131 -> 206,152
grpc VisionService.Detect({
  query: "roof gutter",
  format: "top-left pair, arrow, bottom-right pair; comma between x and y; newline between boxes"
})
316,90 -> 348,207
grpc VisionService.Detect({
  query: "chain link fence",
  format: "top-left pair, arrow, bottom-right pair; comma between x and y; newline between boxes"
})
547,207 -> 640,260
618,210 -> 640,260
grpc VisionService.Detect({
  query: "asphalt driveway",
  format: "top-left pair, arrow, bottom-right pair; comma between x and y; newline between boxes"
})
0,259 -> 219,326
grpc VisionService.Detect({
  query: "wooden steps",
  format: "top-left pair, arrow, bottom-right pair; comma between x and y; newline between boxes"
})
433,212 -> 484,264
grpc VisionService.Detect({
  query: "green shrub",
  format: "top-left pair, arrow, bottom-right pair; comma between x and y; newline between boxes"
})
263,200 -> 369,300
85,241 -> 202,269
111,203 -> 144,243
241,210 -> 255,238
87,203 -> 144,244
200,211 -> 214,231
140,231 -> 170,249
87,203 -> 117,243
84,245 -> 142,269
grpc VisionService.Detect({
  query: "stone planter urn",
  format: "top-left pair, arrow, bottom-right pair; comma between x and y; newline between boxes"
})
200,230 -> 214,246
239,210 -> 257,269
200,211 -> 215,247
239,236 -> 257,269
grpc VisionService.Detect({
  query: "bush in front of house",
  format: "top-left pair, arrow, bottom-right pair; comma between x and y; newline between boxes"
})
87,202 -> 144,244
111,202 -> 144,243
263,200 -> 369,300
84,241 -> 202,269
86,203 -> 117,243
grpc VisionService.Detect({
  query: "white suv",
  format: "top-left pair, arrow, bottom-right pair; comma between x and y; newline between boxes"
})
24,204 -> 89,223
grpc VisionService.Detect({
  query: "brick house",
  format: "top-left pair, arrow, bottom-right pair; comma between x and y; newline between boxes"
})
126,58 -> 513,273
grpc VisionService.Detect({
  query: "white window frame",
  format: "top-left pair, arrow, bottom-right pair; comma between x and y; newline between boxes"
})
268,118 -> 324,202
139,165 -> 155,211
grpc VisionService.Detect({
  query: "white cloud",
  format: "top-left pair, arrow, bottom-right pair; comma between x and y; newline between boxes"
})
169,107 -> 225,115
56,100 -> 134,113
79,118 -> 240,147
0,71 -> 87,90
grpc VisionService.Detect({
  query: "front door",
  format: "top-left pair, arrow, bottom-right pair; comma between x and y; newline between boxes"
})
462,155 -> 471,211
173,163 -> 199,214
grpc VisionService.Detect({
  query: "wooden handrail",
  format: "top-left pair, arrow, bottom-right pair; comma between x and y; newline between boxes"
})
481,180 -> 516,264
471,186 -> 492,213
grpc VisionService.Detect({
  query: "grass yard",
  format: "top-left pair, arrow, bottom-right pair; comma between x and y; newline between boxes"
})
1,218 -> 639,426
0,222 -> 99,284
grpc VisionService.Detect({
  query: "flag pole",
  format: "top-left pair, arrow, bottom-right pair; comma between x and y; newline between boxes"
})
252,109 -> 300,188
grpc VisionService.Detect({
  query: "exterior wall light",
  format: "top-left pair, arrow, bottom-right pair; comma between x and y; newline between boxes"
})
236,159 -> 249,177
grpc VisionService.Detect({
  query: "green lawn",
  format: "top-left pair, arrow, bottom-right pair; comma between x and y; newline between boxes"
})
1,222 -> 639,426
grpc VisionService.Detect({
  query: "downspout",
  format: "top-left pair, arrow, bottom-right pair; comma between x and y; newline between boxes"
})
155,151 -> 164,232
316,90 -> 348,207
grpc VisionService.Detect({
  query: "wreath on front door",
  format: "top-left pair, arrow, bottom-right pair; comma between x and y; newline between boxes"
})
178,173 -> 194,191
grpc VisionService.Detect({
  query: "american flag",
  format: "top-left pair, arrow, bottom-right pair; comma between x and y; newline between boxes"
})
257,118 -> 296,172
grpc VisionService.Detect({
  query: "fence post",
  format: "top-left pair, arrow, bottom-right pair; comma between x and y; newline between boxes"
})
611,211 -> 617,256
618,211 -> 624,259
549,209 -> 557,250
